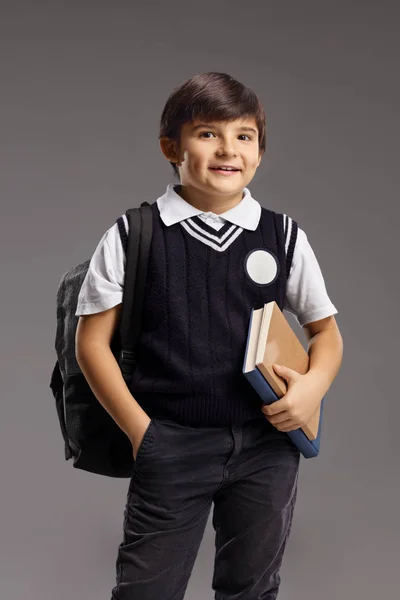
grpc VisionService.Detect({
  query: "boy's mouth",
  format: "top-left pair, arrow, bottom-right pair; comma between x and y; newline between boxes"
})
209,167 -> 241,175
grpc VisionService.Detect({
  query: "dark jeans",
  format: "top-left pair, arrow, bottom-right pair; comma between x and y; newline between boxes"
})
110,415 -> 300,600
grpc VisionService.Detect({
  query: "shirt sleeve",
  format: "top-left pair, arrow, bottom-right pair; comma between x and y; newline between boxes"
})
75,217 -> 127,316
284,226 -> 338,327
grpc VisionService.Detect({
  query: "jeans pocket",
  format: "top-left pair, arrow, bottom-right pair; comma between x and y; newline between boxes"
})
134,418 -> 156,465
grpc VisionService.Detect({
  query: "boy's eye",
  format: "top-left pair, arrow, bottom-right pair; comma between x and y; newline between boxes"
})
199,132 -> 252,141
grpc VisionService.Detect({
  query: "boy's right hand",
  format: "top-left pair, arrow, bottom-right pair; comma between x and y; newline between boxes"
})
131,415 -> 152,461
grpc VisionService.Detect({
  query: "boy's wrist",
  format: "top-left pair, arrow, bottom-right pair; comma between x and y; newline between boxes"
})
303,369 -> 331,398
127,411 -> 151,445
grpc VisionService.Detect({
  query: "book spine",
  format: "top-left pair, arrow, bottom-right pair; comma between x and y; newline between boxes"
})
244,368 -> 279,405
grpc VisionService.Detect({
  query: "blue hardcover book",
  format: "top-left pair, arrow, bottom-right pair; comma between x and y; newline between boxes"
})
242,302 -> 325,459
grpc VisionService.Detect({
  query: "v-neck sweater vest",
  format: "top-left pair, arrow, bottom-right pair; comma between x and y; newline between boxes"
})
117,201 -> 297,426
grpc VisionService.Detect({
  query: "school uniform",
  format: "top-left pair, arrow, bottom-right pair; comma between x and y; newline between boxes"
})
75,183 -> 338,599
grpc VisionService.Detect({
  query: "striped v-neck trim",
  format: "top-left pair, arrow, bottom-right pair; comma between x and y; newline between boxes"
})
180,217 -> 244,252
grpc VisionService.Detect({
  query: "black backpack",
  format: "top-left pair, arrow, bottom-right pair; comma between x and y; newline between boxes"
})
49,202 -> 153,478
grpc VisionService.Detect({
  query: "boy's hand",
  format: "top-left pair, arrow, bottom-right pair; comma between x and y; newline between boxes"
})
131,415 -> 152,461
261,364 -> 324,433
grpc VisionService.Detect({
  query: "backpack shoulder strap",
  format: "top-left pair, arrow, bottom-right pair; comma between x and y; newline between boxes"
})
117,202 -> 153,381
116,215 -> 128,255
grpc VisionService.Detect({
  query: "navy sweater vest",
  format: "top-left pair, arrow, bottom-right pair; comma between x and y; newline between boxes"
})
118,201 -> 297,426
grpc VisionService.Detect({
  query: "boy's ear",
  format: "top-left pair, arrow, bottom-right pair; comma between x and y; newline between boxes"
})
159,137 -> 180,164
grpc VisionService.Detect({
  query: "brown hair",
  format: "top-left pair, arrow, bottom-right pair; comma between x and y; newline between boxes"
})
159,72 -> 266,179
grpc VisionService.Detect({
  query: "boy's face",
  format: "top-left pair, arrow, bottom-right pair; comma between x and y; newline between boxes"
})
160,117 -> 263,205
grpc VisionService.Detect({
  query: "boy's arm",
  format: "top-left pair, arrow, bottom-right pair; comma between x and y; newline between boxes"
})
262,315 -> 343,431
303,315 -> 343,395
303,315 -> 343,396
75,303 -> 151,456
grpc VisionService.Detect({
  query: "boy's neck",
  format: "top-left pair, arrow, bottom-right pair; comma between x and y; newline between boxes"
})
175,184 -> 245,215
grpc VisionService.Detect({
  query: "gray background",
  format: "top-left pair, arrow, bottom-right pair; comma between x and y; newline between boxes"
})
1,1 -> 399,598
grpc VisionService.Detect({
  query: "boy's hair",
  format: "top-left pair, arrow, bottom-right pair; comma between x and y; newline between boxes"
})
159,72 -> 266,179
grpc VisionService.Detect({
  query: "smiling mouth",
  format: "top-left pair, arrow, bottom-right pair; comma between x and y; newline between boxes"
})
209,167 -> 241,174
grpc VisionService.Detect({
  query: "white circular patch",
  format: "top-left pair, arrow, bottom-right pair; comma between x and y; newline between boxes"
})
245,249 -> 278,285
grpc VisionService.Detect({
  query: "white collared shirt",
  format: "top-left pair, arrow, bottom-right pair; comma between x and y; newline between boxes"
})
76,183 -> 338,327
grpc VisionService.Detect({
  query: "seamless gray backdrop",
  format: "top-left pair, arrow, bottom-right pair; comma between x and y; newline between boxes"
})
1,1 -> 399,599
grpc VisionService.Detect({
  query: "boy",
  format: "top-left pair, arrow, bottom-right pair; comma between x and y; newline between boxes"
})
75,72 -> 343,600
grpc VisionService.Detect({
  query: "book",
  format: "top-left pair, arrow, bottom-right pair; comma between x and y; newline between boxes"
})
242,301 -> 325,459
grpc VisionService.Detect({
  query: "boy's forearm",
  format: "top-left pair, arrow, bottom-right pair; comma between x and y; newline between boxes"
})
305,329 -> 344,397
76,342 -> 148,444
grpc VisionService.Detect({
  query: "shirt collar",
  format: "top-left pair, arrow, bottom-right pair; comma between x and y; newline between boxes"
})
156,183 -> 261,231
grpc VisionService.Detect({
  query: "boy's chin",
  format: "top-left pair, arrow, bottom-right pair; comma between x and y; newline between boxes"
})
205,172 -> 244,183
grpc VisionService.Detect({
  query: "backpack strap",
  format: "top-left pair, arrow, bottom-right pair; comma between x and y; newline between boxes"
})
284,214 -> 298,279
118,202 -> 153,382
116,216 -> 128,254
